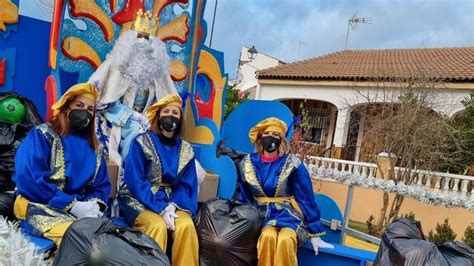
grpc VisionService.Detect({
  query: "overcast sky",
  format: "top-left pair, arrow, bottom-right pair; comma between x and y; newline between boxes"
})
202,0 -> 474,78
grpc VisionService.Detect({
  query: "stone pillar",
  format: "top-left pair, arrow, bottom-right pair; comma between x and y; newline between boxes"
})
376,152 -> 398,180
331,108 -> 351,159
325,109 -> 337,149
331,147 -> 344,159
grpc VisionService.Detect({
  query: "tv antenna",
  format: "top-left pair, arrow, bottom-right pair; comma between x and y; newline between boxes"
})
345,12 -> 373,50
297,42 -> 308,60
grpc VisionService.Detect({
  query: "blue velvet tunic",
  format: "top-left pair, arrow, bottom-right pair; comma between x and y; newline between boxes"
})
118,132 -> 197,225
238,153 -> 325,244
13,124 -> 110,236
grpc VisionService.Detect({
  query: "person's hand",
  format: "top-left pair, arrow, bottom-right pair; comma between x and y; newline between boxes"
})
161,204 -> 178,231
310,237 -> 334,255
130,111 -> 150,129
70,201 -> 103,218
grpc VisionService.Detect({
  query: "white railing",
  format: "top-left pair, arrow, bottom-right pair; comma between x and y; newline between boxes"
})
306,156 -> 474,194
306,156 -> 474,245
306,156 -> 378,178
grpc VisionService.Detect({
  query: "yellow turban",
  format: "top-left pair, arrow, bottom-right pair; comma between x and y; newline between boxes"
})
249,117 -> 288,144
145,94 -> 183,122
51,83 -> 98,116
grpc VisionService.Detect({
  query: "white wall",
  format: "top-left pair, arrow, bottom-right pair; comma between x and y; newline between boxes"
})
259,83 -> 472,148
236,47 -> 281,92
258,84 -> 471,117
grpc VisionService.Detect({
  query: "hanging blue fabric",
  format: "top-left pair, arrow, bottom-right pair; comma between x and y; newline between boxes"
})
179,92 -> 191,110
286,115 -> 302,138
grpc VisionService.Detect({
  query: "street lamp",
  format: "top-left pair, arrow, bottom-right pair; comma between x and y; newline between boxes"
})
239,45 -> 258,65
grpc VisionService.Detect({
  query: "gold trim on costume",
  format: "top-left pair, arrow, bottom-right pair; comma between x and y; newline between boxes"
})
28,202 -> 76,235
177,140 -> 194,176
255,196 -> 303,216
241,155 -> 267,197
38,124 -> 67,191
308,231 -> 326,238
91,146 -> 104,185
87,197 -> 107,208
274,154 -> 301,196
136,134 -> 163,194
118,110 -> 133,126
64,199 -> 77,212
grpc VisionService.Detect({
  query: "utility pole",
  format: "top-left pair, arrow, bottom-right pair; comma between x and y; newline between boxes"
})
209,0 -> 218,48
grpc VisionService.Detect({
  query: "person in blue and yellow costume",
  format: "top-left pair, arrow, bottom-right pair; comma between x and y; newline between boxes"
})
12,83 -> 111,247
118,94 -> 198,266
237,117 -> 334,266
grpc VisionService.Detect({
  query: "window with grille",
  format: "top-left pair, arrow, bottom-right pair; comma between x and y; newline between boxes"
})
304,108 -> 329,144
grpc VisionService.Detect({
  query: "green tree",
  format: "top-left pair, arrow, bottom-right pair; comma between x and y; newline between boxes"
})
462,224 -> 474,248
366,215 -> 376,235
448,92 -> 474,174
224,83 -> 250,119
428,218 -> 457,243
400,211 -> 416,221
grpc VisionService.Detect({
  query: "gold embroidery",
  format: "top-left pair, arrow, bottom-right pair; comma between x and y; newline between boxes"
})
64,198 -> 77,211
274,154 -> 301,196
118,110 -> 133,126
28,202 -> 76,235
90,146 -> 104,184
241,155 -> 266,197
137,135 -> 194,193
136,134 -> 163,194
120,186 -> 145,214
38,125 -> 67,190
177,140 -> 194,175
87,197 -> 107,209
26,125 -> 107,235
308,232 -> 326,238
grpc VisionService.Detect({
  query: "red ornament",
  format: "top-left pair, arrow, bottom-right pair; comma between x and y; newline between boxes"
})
112,0 -> 145,25
0,60 -> 5,86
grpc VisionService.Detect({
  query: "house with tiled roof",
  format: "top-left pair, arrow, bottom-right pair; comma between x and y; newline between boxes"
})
255,47 -> 474,161
234,46 -> 286,98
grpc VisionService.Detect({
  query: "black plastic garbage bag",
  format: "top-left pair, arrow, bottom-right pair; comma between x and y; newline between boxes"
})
0,92 -> 43,192
53,218 -> 170,266
195,198 -> 261,266
216,140 -> 248,199
0,192 -> 14,220
374,218 -> 474,266
437,241 -> 474,265
216,140 -> 247,164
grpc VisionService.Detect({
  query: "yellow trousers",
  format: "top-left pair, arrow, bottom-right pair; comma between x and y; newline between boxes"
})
43,222 -> 73,247
134,209 -> 199,266
257,226 -> 298,266
13,195 -> 72,247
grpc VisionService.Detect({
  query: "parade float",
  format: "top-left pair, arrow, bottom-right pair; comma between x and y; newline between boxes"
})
2,1 -> 472,265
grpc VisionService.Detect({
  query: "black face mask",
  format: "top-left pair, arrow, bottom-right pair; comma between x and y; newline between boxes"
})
159,115 -> 180,133
68,109 -> 93,136
261,136 -> 281,153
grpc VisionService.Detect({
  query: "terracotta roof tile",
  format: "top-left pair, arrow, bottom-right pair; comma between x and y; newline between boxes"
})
257,47 -> 474,82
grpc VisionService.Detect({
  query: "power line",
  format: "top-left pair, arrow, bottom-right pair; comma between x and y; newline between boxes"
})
222,0 -> 295,60
222,0 -> 246,45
